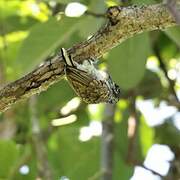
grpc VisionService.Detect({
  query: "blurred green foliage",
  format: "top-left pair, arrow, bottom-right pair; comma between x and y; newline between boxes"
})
0,0 -> 179,179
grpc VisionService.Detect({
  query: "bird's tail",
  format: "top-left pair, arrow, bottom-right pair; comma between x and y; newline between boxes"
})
61,48 -> 75,67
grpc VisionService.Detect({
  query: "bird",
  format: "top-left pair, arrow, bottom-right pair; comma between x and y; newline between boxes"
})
60,48 -> 121,104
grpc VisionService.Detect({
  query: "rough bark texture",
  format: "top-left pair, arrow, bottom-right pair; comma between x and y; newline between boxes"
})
0,3 -> 177,112
166,0 -> 180,24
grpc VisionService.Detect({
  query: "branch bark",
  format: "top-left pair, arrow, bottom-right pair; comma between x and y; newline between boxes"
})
0,3 -> 177,112
166,0 -> 180,24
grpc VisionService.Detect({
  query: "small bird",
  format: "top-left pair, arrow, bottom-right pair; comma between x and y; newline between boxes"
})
61,48 -> 121,104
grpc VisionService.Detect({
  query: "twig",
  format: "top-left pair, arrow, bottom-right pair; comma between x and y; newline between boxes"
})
29,95 -> 53,180
126,95 -> 139,165
153,45 -> 179,105
164,98 -> 180,109
101,104 -> 116,180
166,147 -> 180,179
0,3 -> 177,112
141,165 -> 164,178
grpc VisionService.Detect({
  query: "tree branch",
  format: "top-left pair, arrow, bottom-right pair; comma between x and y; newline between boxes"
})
126,95 -> 139,165
166,0 -> 180,24
0,3 -> 177,112
141,165 -> 164,178
29,95 -> 53,180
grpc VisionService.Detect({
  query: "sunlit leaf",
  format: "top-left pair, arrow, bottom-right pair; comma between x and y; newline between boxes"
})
0,0 -> 20,19
0,31 -> 28,80
108,33 -> 151,90
16,16 -> 80,74
139,115 -> 154,156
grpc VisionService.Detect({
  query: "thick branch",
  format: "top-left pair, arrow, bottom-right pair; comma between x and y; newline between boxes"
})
0,3 -> 177,112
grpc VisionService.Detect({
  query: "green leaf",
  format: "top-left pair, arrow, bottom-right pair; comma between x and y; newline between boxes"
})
77,0 -> 106,38
0,0 -> 20,19
115,107 -> 144,165
78,16 -> 105,38
132,0 -> 157,5
55,0 -> 76,3
48,125 -> 100,179
139,115 -> 154,156
37,79 -> 75,112
114,107 -> 138,158
136,70 -> 163,99
164,26 -> 180,48
88,0 -> 106,13
3,15 -> 39,34
113,108 -> 134,180
113,153 -> 133,180
155,120 -> 180,146
0,140 -> 19,178
0,40 -> 23,80
108,33 -> 151,90
156,32 -> 178,61
16,16 -> 79,74
11,144 -> 37,180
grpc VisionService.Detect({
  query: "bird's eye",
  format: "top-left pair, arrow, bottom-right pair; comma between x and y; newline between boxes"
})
114,84 -> 121,98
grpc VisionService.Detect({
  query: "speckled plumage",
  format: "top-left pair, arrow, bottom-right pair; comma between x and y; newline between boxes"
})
61,48 -> 121,104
